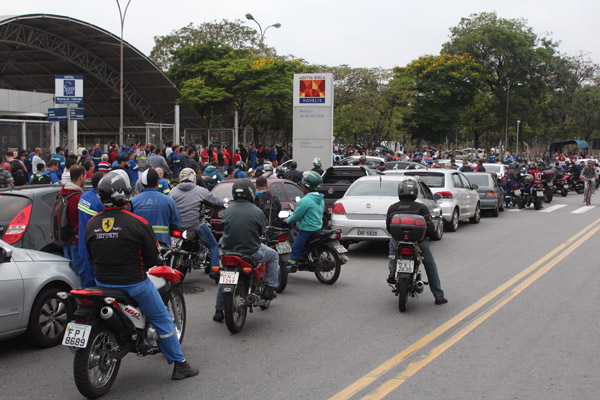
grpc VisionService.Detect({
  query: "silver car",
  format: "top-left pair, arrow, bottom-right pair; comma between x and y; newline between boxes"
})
384,169 -> 481,232
0,240 -> 80,347
330,175 -> 444,243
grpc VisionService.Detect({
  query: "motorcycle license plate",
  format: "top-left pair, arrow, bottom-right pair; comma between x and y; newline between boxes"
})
62,322 -> 92,348
396,259 -> 414,273
514,189 -> 521,196
219,271 -> 239,285
275,241 -> 292,254
334,245 -> 348,253
536,191 -> 544,197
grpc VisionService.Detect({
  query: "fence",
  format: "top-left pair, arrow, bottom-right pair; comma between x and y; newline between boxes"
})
0,119 -> 54,157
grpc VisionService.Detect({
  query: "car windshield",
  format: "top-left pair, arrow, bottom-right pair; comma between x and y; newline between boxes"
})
484,164 -> 501,173
211,182 -> 233,199
464,174 -> 490,186
0,195 -> 32,223
345,180 -> 402,197
323,169 -> 365,184
404,172 -> 445,187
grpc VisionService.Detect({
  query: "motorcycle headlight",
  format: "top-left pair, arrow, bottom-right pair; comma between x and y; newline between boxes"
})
182,229 -> 196,240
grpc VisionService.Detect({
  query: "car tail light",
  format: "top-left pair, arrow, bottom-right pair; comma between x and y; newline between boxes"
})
399,248 -> 413,256
332,203 -> 346,214
485,191 -> 496,198
437,191 -> 453,199
2,203 -> 33,244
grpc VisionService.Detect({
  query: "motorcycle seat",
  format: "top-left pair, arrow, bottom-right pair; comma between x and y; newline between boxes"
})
221,252 -> 257,268
307,230 -> 332,246
85,286 -> 139,307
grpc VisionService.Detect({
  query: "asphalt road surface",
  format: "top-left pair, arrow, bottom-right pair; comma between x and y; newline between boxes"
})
2,192 -> 599,399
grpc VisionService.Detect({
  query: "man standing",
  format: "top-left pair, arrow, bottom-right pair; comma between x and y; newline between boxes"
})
31,147 -> 45,175
51,147 -> 66,176
98,154 -> 111,174
91,143 -> 102,170
77,172 -> 104,287
249,143 -> 258,170
4,151 -> 29,186
59,165 -> 86,273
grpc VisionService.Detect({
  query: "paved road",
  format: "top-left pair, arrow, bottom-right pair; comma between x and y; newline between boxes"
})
2,192 -> 599,399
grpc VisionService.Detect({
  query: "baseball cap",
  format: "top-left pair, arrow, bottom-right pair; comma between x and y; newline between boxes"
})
141,168 -> 159,187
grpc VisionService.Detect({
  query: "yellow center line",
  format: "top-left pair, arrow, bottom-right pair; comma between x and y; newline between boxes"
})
329,218 -> 600,400
362,223 -> 600,399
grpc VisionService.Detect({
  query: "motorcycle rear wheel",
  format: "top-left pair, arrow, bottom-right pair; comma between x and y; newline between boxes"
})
544,191 -> 553,203
314,247 -> 341,285
561,187 -> 568,197
397,278 -> 409,313
73,326 -> 121,399
165,287 -> 186,344
276,259 -> 288,293
515,196 -> 523,209
534,197 -> 542,210
224,281 -> 248,334
576,185 -> 584,194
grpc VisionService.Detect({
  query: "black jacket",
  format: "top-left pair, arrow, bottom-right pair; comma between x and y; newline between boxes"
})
386,197 -> 433,237
221,199 -> 267,255
86,208 -> 160,285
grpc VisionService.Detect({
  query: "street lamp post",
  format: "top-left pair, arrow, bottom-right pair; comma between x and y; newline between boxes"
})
504,81 -> 511,161
116,0 -> 132,147
245,13 -> 281,55
516,120 -> 521,156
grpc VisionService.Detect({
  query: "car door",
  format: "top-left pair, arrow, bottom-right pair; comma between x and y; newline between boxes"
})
0,248 -> 24,335
459,173 -> 477,216
450,172 -> 467,216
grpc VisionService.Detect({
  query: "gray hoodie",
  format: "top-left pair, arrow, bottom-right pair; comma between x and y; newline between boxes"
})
169,182 -> 226,228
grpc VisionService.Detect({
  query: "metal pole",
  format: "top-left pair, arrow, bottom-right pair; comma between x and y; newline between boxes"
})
504,81 -> 510,161
516,120 -> 521,156
174,104 -> 180,146
234,109 -> 239,151
116,0 -> 132,147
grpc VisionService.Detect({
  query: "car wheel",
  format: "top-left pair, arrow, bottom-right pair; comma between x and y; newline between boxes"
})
25,286 -> 73,347
430,220 -> 444,241
445,209 -> 459,232
470,204 -> 481,224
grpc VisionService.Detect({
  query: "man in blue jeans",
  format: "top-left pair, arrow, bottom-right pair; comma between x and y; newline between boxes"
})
86,170 -> 198,380
169,168 -> 226,275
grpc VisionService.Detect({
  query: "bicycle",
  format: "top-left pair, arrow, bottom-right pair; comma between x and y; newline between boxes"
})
584,178 -> 594,206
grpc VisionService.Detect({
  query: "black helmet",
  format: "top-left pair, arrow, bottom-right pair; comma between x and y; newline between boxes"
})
97,170 -> 132,208
235,161 -> 246,170
511,162 -> 520,170
232,178 -> 255,202
398,179 -> 419,200
359,155 -> 367,164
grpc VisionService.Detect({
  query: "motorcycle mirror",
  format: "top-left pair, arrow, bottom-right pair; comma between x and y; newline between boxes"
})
278,210 -> 291,219
295,196 -> 301,202
212,175 -> 217,179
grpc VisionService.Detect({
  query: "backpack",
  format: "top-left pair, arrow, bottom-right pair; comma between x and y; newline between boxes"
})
23,157 -> 33,174
50,192 -> 78,246
31,173 -> 51,185
10,160 -> 28,186
166,152 -> 174,169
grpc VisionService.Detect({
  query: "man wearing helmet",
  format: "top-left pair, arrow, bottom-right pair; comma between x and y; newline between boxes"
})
283,171 -> 325,272
169,168 -> 226,275
215,178 -> 279,321
85,170 -> 199,380
234,161 -> 247,179
385,179 -> 447,305
312,158 -> 324,175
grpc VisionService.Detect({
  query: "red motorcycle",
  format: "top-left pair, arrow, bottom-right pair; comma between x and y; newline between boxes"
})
554,173 -> 571,197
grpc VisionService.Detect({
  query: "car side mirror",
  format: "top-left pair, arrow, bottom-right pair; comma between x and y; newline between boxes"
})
433,193 -> 442,200
0,245 -> 13,263
471,184 -> 478,190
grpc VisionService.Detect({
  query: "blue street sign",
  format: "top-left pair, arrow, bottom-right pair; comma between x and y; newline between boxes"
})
70,108 -> 84,121
48,108 -> 68,122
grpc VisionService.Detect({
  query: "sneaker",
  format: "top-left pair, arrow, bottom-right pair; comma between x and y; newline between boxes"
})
386,272 -> 396,284
212,310 -> 224,322
172,360 -> 199,380
263,286 -> 277,300
434,297 -> 448,305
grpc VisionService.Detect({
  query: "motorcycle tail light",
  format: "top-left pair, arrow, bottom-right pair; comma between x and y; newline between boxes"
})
75,317 -> 87,323
332,203 -> 346,215
243,267 -> 252,274
485,191 -> 496,198
276,234 -> 287,242
437,191 -> 453,199
74,297 -> 93,307
399,248 -> 413,256
172,230 -> 182,238
2,203 -> 33,244
211,266 -> 220,272
329,230 -> 342,240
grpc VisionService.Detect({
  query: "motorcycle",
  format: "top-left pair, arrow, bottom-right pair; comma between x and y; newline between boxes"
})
265,225 -> 292,294
541,169 -> 554,203
59,266 -> 185,399
554,173 -> 571,197
388,214 -> 428,312
526,177 -> 545,210
279,210 -> 348,285
510,181 -> 525,209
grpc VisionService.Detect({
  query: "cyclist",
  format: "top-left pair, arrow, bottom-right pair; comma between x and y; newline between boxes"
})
582,159 -> 598,203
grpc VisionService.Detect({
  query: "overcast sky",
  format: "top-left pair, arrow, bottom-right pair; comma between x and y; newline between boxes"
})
2,0 -> 599,69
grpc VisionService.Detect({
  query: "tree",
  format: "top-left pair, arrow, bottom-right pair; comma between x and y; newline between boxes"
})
393,53 -> 486,146
563,85 -> 600,143
150,20 -> 261,71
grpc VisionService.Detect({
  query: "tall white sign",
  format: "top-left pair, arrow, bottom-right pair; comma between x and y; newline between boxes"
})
292,73 -> 334,171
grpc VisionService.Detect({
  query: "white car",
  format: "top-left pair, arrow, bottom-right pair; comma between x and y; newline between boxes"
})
384,169 -> 481,232
330,175 -> 444,243
482,163 -> 508,181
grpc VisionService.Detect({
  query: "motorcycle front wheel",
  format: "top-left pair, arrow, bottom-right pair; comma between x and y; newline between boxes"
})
544,191 -> 553,203
314,247 -> 341,285
397,278 -> 409,313
166,287 -> 186,343
172,255 -> 188,283
73,326 -> 121,399
224,281 -> 248,334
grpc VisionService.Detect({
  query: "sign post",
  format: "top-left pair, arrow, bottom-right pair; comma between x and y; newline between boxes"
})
55,75 -> 84,153
292,73 -> 334,171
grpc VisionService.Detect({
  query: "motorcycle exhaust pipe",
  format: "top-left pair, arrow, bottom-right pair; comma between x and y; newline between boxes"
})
100,306 -> 136,335
245,293 -> 260,305
415,281 -> 425,294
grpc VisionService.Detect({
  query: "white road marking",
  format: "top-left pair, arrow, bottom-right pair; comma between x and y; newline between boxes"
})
571,206 -> 596,214
540,204 -> 568,213
507,209 -> 521,212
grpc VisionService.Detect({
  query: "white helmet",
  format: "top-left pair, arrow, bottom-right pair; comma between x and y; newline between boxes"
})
313,157 -> 322,167
179,168 -> 196,183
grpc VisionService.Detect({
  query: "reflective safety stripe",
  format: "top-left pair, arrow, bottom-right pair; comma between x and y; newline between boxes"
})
153,225 -> 169,234
160,329 -> 176,339
78,204 -> 98,216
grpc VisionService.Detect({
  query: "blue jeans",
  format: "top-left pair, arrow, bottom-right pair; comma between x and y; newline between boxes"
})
216,244 -> 279,311
96,278 -> 185,364
388,238 -> 444,299
504,182 -> 513,206
193,224 -> 220,268
288,229 -> 321,264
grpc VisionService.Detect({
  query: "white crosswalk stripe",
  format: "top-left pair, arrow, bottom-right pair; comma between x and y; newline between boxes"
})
571,206 -> 596,214
507,209 -> 521,212
540,204 -> 568,213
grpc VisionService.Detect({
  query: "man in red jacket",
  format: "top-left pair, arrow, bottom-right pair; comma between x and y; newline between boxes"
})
60,165 -> 86,268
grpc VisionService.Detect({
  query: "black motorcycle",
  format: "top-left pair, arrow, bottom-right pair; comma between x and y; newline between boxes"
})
388,214 -> 428,312
60,266 -> 185,398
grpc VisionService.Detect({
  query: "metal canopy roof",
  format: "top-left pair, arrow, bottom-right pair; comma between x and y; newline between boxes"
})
0,14 -> 206,132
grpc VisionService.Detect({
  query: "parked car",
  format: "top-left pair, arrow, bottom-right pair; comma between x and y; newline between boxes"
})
462,172 -> 505,217
384,161 -> 428,170
482,163 -> 508,182
209,178 -> 306,238
0,240 -> 80,347
330,175 -> 444,244
318,166 -> 378,210
462,148 -> 486,159
341,156 -> 385,167
385,169 -> 481,232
